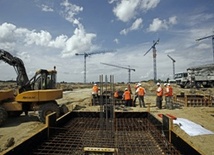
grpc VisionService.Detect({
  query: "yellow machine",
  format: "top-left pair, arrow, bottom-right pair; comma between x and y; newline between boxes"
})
0,49 -> 68,126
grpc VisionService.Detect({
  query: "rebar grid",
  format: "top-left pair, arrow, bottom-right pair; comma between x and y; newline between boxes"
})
32,117 -> 180,155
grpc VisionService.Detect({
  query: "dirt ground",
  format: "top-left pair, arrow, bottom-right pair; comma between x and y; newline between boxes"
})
0,83 -> 214,155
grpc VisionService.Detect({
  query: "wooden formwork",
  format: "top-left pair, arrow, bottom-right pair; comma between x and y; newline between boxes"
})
173,94 -> 214,107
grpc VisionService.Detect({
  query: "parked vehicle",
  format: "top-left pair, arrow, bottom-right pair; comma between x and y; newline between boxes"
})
174,63 -> 214,88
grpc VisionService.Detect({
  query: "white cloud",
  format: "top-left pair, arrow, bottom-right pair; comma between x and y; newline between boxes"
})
0,22 -> 17,42
130,18 -> 143,30
164,49 -> 175,54
140,0 -> 160,11
196,43 -> 211,50
120,29 -> 128,35
0,22 -> 96,58
148,16 -> 177,32
25,30 -> 52,46
41,4 -> 53,12
112,0 -> 160,22
113,0 -> 139,22
120,18 -> 143,35
148,18 -> 167,32
168,16 -> 177,25
108,0 -> 117,4
114,38 -> 119,44
60,0 -> 83,24
62,23 -> 96,57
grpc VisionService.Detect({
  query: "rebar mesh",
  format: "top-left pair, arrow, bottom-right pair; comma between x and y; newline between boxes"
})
32,117 -> 180,155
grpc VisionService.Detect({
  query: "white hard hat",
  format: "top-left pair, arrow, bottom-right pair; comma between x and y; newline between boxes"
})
156,82 -> 160,85
125,88 -> 128,91
164,83 -> 167,86
94,83 -> 97,85
168,83 -> 171,86
137,83 -> 141,87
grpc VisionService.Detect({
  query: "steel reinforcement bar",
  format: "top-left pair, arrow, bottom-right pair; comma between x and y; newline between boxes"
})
31,117 -> 180,155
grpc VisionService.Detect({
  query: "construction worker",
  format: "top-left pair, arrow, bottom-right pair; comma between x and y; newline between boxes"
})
92,83 -> 99,96
156,82 -> 163,109
122,88 -> 132,107
92,83 -> 99,105
165,83 -> 173,109
135,83 -> 146,107
114,89 -> 120,105
114,90 -> 119,98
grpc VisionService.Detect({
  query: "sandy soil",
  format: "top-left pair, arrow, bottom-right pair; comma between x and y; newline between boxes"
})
0,84 -> 214,155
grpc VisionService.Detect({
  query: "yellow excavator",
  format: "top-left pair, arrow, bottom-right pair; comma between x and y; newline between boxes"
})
0,49 -> 68,126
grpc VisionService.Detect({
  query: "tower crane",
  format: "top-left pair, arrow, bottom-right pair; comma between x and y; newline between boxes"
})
167,54 -> 176,79
100,62 -> 135,83
196,33 -> 214,62
144,39 -> 159,82
75,50 -> 112,83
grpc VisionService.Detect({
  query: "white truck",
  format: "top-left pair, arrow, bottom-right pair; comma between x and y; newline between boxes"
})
174,63 -> 214,88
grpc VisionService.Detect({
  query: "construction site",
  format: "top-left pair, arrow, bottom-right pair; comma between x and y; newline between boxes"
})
0,37 -> 214,155
0,72 -> 214,154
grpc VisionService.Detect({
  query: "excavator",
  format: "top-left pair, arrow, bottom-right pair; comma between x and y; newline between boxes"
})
0,49 -> 68,126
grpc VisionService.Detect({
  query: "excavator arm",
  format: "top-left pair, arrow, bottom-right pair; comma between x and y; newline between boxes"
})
0,49 -> 30,90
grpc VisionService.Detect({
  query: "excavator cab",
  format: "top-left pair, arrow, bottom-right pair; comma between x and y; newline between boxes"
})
29,68 -> 57,90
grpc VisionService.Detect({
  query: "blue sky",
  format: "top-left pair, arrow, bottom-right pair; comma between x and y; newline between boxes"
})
0,0 -> 214,83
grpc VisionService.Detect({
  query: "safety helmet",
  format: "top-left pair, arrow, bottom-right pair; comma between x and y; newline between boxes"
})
94,83 -> 97,85
137,83 -> 141,87
164,83 -> 167,86
168,83 -> 171,86
125,88 -> 128,91
156,82 -> 160,86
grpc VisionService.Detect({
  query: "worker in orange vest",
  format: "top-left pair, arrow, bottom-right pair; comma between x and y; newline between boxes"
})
135,83 -> 146,107
156,82 -> 163,109
92,83 -> 99,105
92,83 -> 98,96
114,90 -> 119,98
164,83 -> 173,109
122,88 -> 132,106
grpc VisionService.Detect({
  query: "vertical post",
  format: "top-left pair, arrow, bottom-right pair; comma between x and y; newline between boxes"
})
84,54 -> 86,83
153,47 -> 157,82
212,36 -> 214,62
173,61 -> 175,79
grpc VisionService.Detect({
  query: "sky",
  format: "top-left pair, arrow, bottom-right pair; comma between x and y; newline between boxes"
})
0,0 -> 214,83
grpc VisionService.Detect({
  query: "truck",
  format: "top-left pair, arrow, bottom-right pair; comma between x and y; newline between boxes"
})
0,49 -> 68,126
174,63 -> 214,88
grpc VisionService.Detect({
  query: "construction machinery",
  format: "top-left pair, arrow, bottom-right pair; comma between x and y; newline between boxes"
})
144,39 -> 160,82
196,33 -> 214,62
174,63 -> 214,88
100,62 -> 135,83
167,54 -> 176,79
0,49 -> 68,126
75,50 -> 114,83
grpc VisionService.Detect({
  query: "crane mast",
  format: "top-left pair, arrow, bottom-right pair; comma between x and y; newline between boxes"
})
196,34 -> 214,62
144,39 -> 159,82
100,62 -> 135,83
167,54 -> 176,79
75,50 -> 113,83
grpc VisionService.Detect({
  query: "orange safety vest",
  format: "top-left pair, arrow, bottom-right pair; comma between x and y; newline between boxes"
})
156,86 -> 163,97
165,86 -> 173,96
138,87 -> 145,96
114,91 -> 119,98
92,85 -> 98,94
168,86 -> 173,96
123,91 -> 131,100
